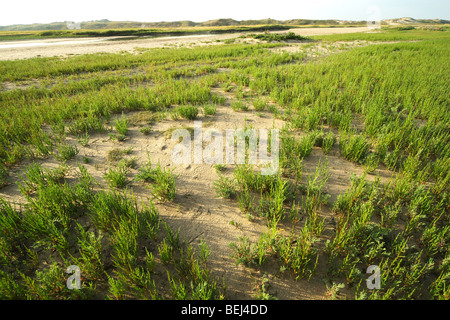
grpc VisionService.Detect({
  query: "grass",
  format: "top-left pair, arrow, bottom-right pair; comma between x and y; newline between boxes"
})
202,103 -> 217,116
0,165 -> 9,188
213,174 -> 237,199
104,163 -> 130,189
106,147 -> 133,163
135,155 -> 177,201
231,99 -> 249,112
139,126 -> 152,135
54,143 -> 79,162
0,27 -> 448,300
252,98 -> 268,111
114,114 -> 129,136
149,163 -> 176,201
248,32 -> 312,42
175,104 -> 199,120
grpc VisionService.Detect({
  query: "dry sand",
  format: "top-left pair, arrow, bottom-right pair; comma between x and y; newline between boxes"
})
0,27 -> 371,60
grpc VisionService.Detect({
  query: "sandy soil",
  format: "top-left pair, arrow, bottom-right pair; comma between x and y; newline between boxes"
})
1,27 -> 400,299
0,27 -> 370,61
0,82 -> 395,299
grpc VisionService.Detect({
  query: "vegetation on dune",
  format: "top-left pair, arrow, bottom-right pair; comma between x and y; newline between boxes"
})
0,24 -> 293,41
248,31 -> 312,42
0,27 -> 449,300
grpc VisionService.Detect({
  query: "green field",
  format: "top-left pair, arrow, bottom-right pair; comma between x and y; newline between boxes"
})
0,27 -> 449,300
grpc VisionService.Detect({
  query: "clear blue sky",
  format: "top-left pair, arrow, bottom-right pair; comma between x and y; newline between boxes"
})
1,0 -> 449,26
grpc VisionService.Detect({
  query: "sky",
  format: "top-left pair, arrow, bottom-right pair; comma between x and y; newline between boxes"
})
1,0 -> 449,26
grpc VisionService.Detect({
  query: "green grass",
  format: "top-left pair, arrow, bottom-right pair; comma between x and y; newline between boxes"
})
202,103 -> 217,116
213,174 -> 237,199
248,31 -> 312,42
135,156 -> 176,201
54,143 -> 79,162
104,163 -> 130,189
175,104 -> 199,120
252,98 -> 268,111
231,99 -> 249,112
114,113 -> 129,136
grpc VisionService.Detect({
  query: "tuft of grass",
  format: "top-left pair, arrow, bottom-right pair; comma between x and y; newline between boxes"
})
77,131 -> 90,147
135,155 -> 176,201
164,126 -> 194,140
103,163 -> 130,189
54,143 -> 79,162
107,147 -> 133,163
139,126 -> 152,135
118,157 -> 138,169
253,98 -> 268,111
203,104 -> 217,116
231,99 -> 249,112
114,113 -> 129,136
176,104 -> 199,120
82,156 -> 92,164
0,165 -> 9,188
151,164 -> 177,201
322,131 -> 337,154
339,132 -> 369,164
213,174 -> 237,199
213,164 -> 226,173
135,155 -> 157,183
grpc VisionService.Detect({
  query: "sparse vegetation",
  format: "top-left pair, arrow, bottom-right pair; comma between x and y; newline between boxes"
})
0,26 -> 448,301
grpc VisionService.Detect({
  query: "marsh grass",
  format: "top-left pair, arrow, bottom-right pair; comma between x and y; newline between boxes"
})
213,174 -> 237,199
1,28 -> 449,300
249,32 -> 311,42
231,99 -> 249,112
104,163 -> 130,189
107,147 -> 133,163
113,116 -> 129,137
139,126 -> 152,135
157,172 -> 175,201
175,104 -> 199,120
54,143 -> 79,162
134,155 -> 176,201
0,165 -> 9,188
202,103 -> 217,116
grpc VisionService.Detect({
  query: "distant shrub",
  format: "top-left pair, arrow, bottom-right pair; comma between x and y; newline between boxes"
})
249,32 -> 310,42
396,26 -> 415,31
